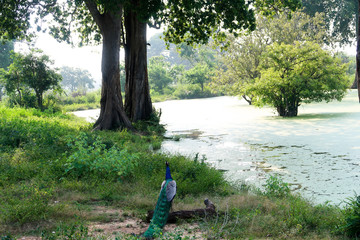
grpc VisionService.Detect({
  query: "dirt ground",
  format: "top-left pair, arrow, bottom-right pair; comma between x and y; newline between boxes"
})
87,206 -> 205,239
18,205 -> 206,240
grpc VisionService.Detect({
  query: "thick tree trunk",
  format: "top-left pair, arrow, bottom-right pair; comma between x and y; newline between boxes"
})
351,75 -> 357,89
357,0 -> 360,102
277,97 -> 298,117
93,15 -> 133,130
277,106 -> 298,117
124,8 -> 152,122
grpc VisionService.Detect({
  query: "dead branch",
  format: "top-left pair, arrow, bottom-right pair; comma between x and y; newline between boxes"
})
146,198 -> 216,223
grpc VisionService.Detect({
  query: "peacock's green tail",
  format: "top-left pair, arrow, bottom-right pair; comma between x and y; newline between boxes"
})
143,179 -> 172,239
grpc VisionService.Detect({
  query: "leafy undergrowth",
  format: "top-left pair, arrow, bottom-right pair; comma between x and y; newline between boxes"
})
0,107 -> 356,239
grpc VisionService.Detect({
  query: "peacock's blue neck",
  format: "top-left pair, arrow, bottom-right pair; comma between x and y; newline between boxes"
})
165,166 -> 172,180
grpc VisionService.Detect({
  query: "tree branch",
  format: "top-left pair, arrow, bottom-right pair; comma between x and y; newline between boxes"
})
84,0 -> 104,33
146,198 -> 216,223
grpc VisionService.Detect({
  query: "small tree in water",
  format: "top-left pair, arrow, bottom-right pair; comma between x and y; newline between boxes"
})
248,41 -> 349,117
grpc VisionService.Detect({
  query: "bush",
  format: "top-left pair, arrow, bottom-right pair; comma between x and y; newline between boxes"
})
0,107 -> 86,151
342,195 -> 360,238
134,153 -> 230,197
132,108 -> 166,135
64,132 -> 139,180
263,175 -> 291,198
173,84 -> 214,99
41,221 -> 89,240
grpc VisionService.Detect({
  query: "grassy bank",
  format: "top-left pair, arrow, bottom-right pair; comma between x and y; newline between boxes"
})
0,107 -> 358,239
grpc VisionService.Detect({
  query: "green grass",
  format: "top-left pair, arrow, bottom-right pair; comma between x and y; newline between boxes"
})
0,106 -> 356,239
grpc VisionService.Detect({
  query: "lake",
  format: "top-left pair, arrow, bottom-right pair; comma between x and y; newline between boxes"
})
73,90 -> 360,205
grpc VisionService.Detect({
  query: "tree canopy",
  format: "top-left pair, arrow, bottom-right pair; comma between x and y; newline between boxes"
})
302,0 -> 357,45
248,42 -> 349,117
211,11 -> 329,104
301,0 -> 359,96
148,56 -> 172,94
60,66 -> 95,94
0,49 -> 62,110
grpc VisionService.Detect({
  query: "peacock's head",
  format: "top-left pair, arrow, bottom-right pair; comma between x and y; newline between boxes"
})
165,161 -> 172,180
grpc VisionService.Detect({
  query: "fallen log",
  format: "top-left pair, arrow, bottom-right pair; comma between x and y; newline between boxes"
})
146,198 -> 216,223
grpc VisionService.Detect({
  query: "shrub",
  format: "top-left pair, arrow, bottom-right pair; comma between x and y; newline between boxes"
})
342,195 -> 360,238
134,153 -> 229,197
263,175 -> 290,198
64,132 -> 139,180
173,84 -> 202,99
41,221 -> 89,240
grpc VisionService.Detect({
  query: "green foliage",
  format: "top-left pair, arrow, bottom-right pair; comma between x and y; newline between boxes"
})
58,90 -> 101,111
64,132 -> 139,180
173,84 -> 214,99
249,41 -> 349,117
184,63 -> 212,92
148,56 -> 173,93
0,183 -> 54,224
336,52 -> 356,84
160,0 -> 301,47
263,175 -> 290,198
0,49 -> 62,110
148,38 -> 220,100
342,195 -> 360,238
302,0 -> 356,45
0,0 -> 301,47
0,107 -> 85,151
211,11 -> 330,104
60,66 -> 95,94
0,106 -> 353,240
134,153 -> 229,198
254,0 -> 301,16
132,108 -> 166,135
0,0 -> 50,41
203,193 -> 342,239
41,221 -> 89,240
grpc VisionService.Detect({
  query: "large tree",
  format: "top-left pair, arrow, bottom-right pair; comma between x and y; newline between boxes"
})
148,56 -> 172,94
21,50 -> 62,110
0,50 -> 62,109
212,11 -> 329,104
60,66 -> 95,94
302,0 -> 360,100
249,42 -> 349,117
0,0 -> 301,130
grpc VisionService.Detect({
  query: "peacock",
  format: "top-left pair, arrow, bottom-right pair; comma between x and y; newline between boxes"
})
143,161 -> 176,239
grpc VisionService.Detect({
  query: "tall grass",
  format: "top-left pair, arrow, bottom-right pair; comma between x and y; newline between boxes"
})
0,107 -> 228,233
